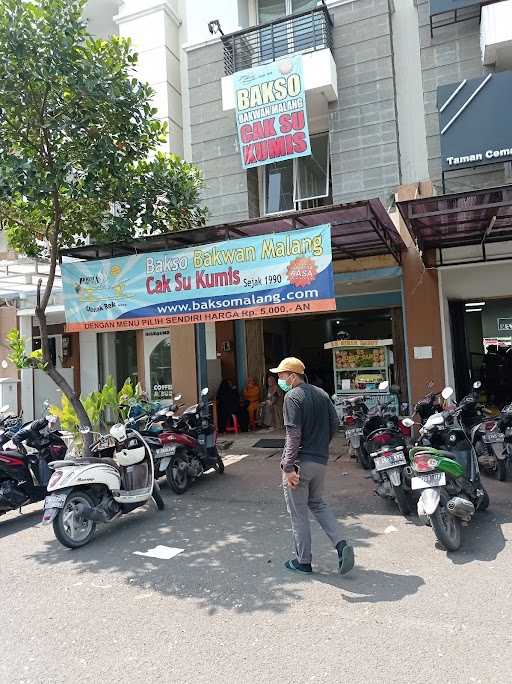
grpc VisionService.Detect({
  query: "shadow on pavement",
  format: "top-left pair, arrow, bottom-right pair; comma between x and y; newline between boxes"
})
23,449 -> 512,611
0,508 -> 41,539
313,566 -> 425,604
25,460 -> 384,615
446,509 -> 510,565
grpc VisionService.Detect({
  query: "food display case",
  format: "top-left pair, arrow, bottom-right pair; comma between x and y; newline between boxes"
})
324,339 -> 393,396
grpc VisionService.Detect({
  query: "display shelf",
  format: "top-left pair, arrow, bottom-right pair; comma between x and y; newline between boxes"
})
336,366 -> 387,372
325,339 -> 392,396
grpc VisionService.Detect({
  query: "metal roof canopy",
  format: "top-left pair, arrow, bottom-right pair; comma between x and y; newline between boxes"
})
397,184 -> 512,266
60,199 -> 405,264
0,258 -> 61,298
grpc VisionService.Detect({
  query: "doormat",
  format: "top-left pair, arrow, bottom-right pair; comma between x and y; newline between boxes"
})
253,439 -> 285,449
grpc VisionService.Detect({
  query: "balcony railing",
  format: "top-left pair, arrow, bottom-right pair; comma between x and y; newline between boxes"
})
222,5 -> 333,76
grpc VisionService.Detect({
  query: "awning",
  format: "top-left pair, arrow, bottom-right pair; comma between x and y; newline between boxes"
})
397,184 -> 512,265
60,199 -> 406,264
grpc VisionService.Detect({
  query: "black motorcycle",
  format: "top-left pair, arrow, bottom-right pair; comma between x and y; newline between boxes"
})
0,417 -> 67,516
497,402 -> 512,480
448,381 -> 507,481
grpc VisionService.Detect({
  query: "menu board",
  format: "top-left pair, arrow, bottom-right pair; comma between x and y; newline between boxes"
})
334,346 -> 386,369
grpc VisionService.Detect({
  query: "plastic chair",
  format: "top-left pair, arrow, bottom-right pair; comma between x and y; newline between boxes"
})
225,414 -> 239,434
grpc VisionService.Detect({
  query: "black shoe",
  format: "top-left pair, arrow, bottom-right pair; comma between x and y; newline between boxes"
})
284,558 -> 313,574
336,541 -> 355,575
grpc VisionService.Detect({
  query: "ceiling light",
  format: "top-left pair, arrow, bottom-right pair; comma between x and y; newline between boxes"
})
465,302 -> 485,307
466,308 -> 483,313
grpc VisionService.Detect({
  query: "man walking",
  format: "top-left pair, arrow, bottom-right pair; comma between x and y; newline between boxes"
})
270,357 -> 355,575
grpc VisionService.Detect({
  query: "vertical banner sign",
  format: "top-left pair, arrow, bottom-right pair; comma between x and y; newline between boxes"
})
234,54 -> 311,169
61,225 -> 336,332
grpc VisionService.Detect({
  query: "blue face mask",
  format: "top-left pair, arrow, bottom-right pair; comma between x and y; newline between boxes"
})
278,375 -> 293,393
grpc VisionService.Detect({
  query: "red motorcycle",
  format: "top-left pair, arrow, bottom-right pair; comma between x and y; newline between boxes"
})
138,388 -> 225,494
0,417 -> 66,516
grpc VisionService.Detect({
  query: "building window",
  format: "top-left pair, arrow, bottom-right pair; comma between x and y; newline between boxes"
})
258,0 -> 318,22
149,336 -> 172,401
258,0 -> 320,61
264,132 -> 331,214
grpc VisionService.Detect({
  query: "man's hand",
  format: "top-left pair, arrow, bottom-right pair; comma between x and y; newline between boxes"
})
285,470 -> 300,488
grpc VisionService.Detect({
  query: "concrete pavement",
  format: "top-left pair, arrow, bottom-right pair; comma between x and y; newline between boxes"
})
1,431 -> 512,683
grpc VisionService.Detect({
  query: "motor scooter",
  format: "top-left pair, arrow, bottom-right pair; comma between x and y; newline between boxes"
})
0,416 -> 66,517
404,386 -> 489,551
159,388 -> 225,494
42,422 -> 164,548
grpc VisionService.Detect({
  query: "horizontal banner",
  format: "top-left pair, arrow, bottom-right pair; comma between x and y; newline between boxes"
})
65,299 -> 337,332
62,225 -> 335,331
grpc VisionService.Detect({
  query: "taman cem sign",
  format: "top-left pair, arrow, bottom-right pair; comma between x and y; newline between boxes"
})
438,71 -> 512,172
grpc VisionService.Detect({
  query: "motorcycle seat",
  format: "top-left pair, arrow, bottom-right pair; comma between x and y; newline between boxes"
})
0,448 -> 29,461
52,456 -> 119,469
435,450 -> 461,460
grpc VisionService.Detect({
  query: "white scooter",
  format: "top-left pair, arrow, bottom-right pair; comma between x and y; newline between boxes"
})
42,423 -> 165,548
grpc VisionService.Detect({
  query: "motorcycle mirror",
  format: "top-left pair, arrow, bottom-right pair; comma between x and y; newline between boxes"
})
174,393 -> 182,401
110,423 -> 127,442
201,387 -> 209,397
47,415 -> 60,431
401,418 -> 415,428
378,381 -> 389,391
473,381 -> 482,390
441,387 -> 454,400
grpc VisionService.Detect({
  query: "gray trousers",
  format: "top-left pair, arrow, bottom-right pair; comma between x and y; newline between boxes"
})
283,460 -> 343,565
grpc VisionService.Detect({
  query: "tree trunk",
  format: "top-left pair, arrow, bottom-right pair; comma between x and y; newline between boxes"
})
34,300 -> 93,453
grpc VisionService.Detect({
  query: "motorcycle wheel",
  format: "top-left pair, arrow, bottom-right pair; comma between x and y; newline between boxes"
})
429,496 -> 462,551
478,488 -> 490,511
53,490 -> 96,549
166,453 -> 189,494
356,445 -> 371,470
392,484 -> 411,516
497,460 -> 507,482
151,481 -> 165,510
213,453 -> 225,474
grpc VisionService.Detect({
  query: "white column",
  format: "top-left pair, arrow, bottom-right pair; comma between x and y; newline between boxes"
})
115,0 -> 184,156
204,323 -> 217,360
79,332 -> 99,395
18,315 -> 34,421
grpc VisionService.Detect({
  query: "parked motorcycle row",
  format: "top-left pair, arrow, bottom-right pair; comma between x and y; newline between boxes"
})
0,388 -> 226,549
341,380 -> 510,551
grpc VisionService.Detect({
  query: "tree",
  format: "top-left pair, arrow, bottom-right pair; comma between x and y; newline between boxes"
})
0,0 -> 207,439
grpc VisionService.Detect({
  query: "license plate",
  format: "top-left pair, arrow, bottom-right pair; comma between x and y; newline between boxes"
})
155,445 -> 176,457
411,472 -> 446,490
483,432 -> 504,443
44,493 -> 67,509
374,453 -> 407,470
346,428 -> 363,437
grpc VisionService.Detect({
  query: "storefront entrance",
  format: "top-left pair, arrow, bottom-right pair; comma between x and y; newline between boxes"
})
450,297 -> 512,407
255,307 -> 407,399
